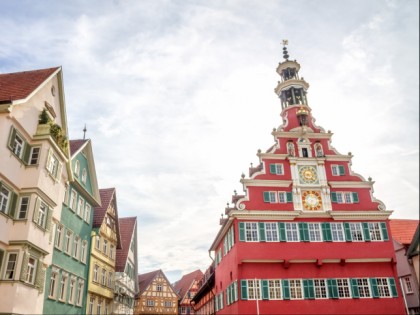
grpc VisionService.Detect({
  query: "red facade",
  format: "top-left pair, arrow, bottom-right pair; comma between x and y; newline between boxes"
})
209,46 -> 405,314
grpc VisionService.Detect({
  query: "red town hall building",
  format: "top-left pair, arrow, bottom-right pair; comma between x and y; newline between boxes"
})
208,45 -> 406,314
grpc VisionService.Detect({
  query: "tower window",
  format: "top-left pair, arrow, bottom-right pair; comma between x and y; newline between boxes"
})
302,148 -> 308,157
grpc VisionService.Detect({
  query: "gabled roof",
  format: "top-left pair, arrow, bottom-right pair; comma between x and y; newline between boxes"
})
70,139 -> 88,156
173,269 -> 203,301
115,217 -> 137,272
0,67 -> 60,102
93,188 -> 122,248
137,269 -> 178,298
390,219 -> 420,245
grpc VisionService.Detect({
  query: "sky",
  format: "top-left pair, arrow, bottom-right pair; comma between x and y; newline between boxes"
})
0,0 -> 418,283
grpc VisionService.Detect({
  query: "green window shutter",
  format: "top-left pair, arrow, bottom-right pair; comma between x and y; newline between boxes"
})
303,279 -> 315,299
352,192 -> 359,203
344,222 -> 352,242
239,222 -> 245,242
20,252 -> 30,282
321,222 -> 332,242
369,278 -> 379,298
240,280 -> 248,300
350,279 -> 360,298
388,278 -> 398,297
263,192 -> 270,203
327,279 -> 338,299
338,165 -> 345,175
380,222 -> 389,241
298,222 -> 309,242
0,249 -> 4,272
331,192 -> 337,203
230,283 -> 235,303
286,192 -> 293,203
32,197 -> 41,224
8,193 -> 18,219
362,222 -> 371,241
259,223 -> 266,242
7,127 -> 17,150
269,164 -> 276,174
45,208 -> 53,231
278,222 -> 286,242
282,279 -> 290,300
23,143 -> 31,164
36,261 -> 46,293
262,280 -> 269,300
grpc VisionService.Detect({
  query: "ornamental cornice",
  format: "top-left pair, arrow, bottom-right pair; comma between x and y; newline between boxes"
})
274,79 -> 310,95
324,155 -> 353,161
240,179 -> 292,187
271,131 -> 333,139
276,60 -> 301,73
330,210 -> 393,220
0,103 -> 12,113
328,181 -> 373,188
230,210 -> 301,220
209,217 -> 234,251
257,153 -> 288,160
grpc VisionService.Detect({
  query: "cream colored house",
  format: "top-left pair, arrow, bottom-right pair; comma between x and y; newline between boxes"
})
0,67 -> 70,314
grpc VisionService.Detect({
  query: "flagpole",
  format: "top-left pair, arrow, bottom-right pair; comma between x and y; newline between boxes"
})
254,278 -> 260,315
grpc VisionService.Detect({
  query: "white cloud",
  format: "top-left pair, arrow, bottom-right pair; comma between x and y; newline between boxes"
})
0,0 -> 418,282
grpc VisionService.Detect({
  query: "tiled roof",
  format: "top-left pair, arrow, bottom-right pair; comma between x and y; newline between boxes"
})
0,67 -> 60,102
69,139 -> 88,156
138,270 -> 161,295
93,188 -> 122,248
115,217 -> 137,272
390,219 -> 419,245
173,269 -> 203,300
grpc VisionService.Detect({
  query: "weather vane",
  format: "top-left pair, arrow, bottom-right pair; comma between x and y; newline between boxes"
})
282,39 -> 288,46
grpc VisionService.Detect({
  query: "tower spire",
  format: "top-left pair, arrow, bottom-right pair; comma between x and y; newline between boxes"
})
83,124 -> 87,140
282,39 -> 289,61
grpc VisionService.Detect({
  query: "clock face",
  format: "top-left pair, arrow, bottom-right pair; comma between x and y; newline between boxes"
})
298,165 -> 318,184
302,190 -> 322,211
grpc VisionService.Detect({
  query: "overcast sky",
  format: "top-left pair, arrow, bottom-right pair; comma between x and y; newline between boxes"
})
1,0 -> 418,283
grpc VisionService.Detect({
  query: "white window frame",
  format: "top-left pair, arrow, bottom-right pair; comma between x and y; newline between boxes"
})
109,244 -> 114,260
95,235 -> 100,250
308,223 -> 322,242
59,272 -> 68,301
103,239 -> 108,255
247,279 -> 261,300
314,279 -> 328,299
331,223 -> 345,242
349,223 -> 364,242
69,190 -> 77,211
65,230 -> 73,255
12,133 -> 25,158
49,269 -> 58,299
101,268 -> 106,285
403,277 -> 413,294
285,223 -> 299,242
147,299 -> 154,306
336,278 -> 351,298
289,279 -> 303,299
81,241 -> 87,263
278,192 -> 287,203
77,197 -> 84,217
368,222 -> 383,241
46,151 -> 60,178
55,224 -> 64,249
4,252 -> 18,280
268,191 -> 277,203
0,186 -> 11,214
68,276 -> 76,304
84,203 -> 91,222
73,236 -> 80,260
331,165 -> 339,176
76,280 -> 84,306
357,278 -> 371,298
272,163 -> 284,175
265,223 -> 279,242
377,278 -> 392,297
268,279 -> 282,299
37,201 -> 48,228
93,264 -> 99,282
29,146 -> 41,165
245,222 -> 259,242
17,196 -> 30,219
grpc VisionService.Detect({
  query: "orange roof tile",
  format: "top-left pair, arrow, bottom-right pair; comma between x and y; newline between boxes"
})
389,219 -> 419,245
0,67 -> 60,102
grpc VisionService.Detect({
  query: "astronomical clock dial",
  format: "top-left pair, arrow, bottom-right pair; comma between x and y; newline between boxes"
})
298,165 -> 318,184
302,190 -> 322,211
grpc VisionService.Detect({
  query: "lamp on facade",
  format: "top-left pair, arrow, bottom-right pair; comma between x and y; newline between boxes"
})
296,106 -> 309,126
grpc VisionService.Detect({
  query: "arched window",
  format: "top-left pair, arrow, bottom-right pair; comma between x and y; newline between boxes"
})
315,143 -> 324,157
297,138 -> 312,158
287,142 -> 295,157
81,169 -> 87,184
74,161 -> 80,177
